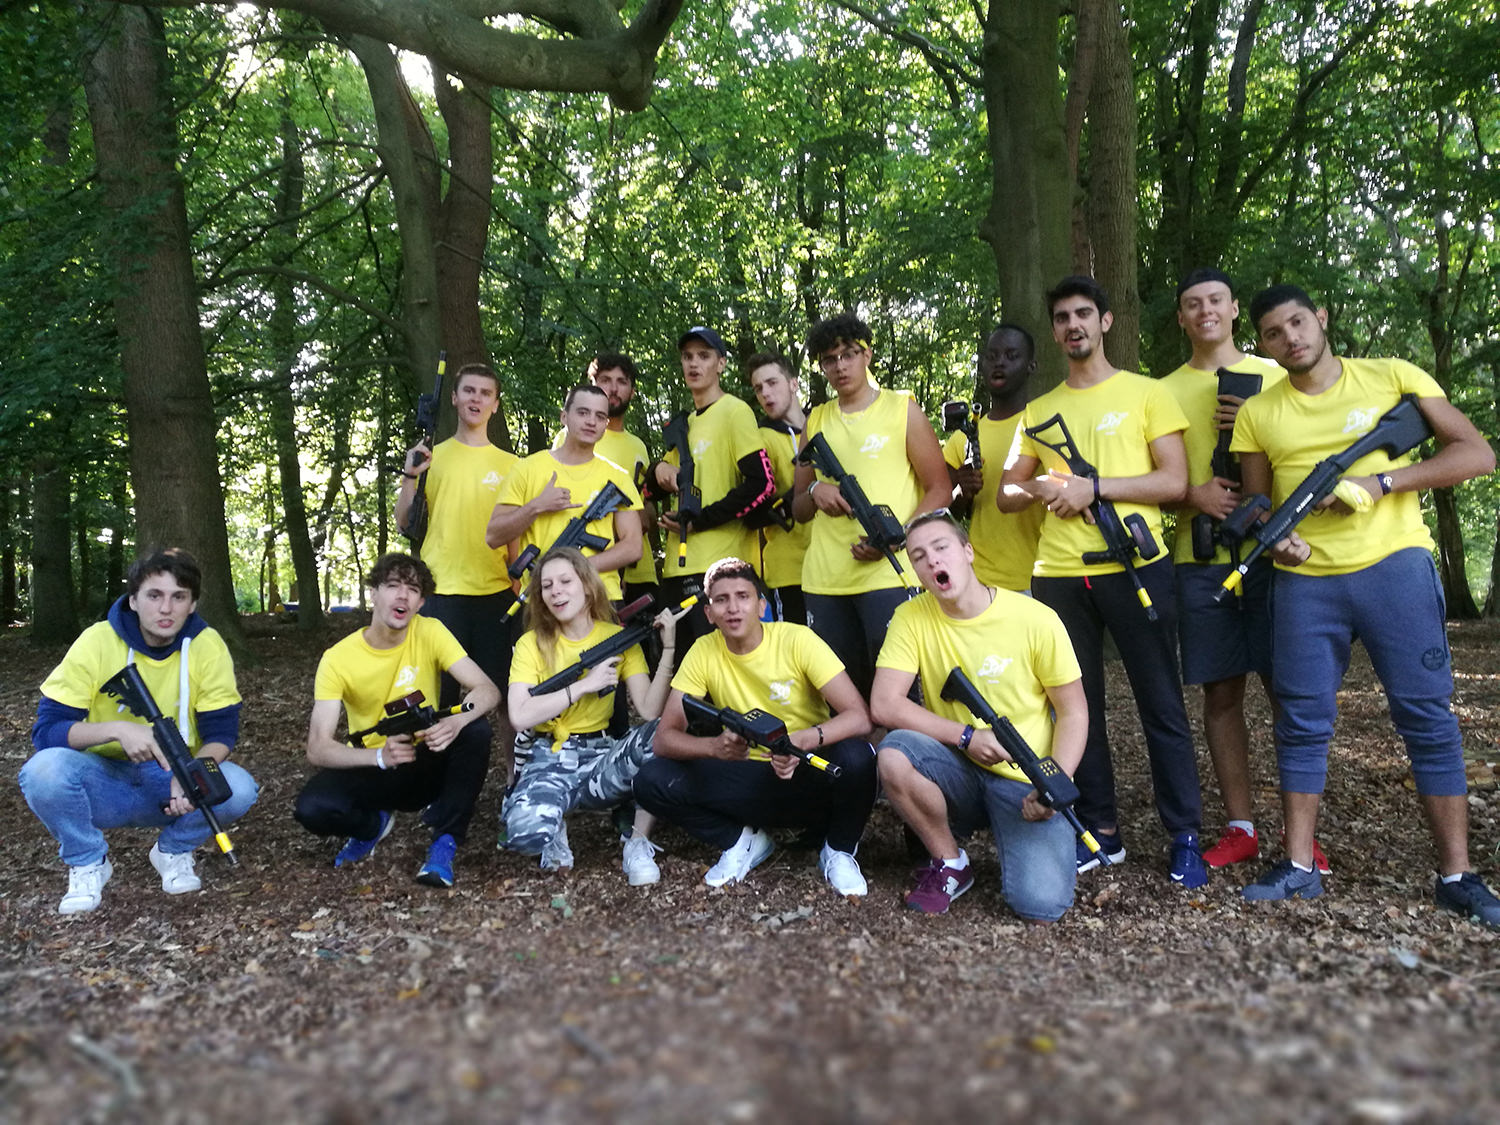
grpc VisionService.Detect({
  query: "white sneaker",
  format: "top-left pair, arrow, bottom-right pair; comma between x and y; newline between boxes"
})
622,836 -> 661,886
59,858 -> 113,915
540,822 -> 574,871
820,844 -> 868,897
705,827 -> 774,887
150,843 -> 202,894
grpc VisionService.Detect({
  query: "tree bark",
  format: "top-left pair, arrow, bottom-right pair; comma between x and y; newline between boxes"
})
1,482 -> 17,624
31,459 -> 79,643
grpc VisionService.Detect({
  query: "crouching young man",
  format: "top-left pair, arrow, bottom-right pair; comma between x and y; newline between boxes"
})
872,512 -> 1087,921
296,553 -> 499,887
635,557 -> 876,894
20,549 -> 260,914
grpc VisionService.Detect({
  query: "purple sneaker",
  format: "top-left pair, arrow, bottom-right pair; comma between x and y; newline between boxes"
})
903,859 -> 975,914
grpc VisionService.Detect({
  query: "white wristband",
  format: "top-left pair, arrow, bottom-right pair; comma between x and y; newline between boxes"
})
375,746 -> 387,770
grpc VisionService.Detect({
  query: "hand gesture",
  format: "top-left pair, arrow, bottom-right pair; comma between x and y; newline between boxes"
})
955,466 -> 983,499
849,537 -> 883,563
654,602 -> 694,647
1041,471 -> 1093,519
405,440 -> 433,477
1214,393 -> 1250,432
1268,530 -> 1312,567
769,751 -> 799,780
1020,788 -> 1054,822
116,723 -> 166,768
163,776 -> 195,818
534,472 -> 579,515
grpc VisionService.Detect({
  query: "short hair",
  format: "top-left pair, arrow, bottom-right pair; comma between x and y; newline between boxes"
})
744,352 -> 794,380
1249,284 -> 1318,331
563,382 -> 609,410
127,548 -> 202,600
904,509 -> 970,548
988,322 -> 1036,358
1046,275 -> 1110,318
1175,267 -> 1236,304
704,556 -> 768,599
453,363 -> 499,391
366,552 -> 435,597
588,353 -> 638,385
807,312 -> 872,358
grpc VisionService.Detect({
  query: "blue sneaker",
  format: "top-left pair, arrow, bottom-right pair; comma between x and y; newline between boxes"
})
334,810 -> 394,868
1243,858 -> 1323,901
1434,872 -> 1500,929
1077,831 -> 1125,873
416,833 -> 457,888
1169,832 -> 1208,889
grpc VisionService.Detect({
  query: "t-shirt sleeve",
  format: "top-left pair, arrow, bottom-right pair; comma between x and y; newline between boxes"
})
795,629 -> 848,689
510,632 -> 542,687
38,631 -> 105,711
495,457 -> 532,506
875,603 -> 920,673
670,641 -> 712,698
190,631 -> 241,712
620,643 -> 648,681
942,431 -> 965,470
726,399 -> 765,461
1144,381 -> 1190,442
1229,398 -> 1263,455
1394,359 -> 1446,399
1031,609 -> 1083,687
313,650 -> 347,702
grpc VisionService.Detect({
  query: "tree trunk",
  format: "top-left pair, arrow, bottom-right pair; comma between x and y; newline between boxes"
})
1,482 -> 17,623
31,460 -> 78,643
81,3 -> 244,644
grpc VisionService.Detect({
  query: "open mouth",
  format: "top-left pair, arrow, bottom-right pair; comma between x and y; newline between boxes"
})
931,568 -> 953,593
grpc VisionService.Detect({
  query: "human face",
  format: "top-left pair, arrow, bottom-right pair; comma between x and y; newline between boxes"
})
680,341 -> 726,393
1256,301 -> 1329,375
129,572 -> 197,647
538,558 -> 588,626
561,389 -> 610,447
705,576 -> 765,646
906,520 -> 975,601
749,363 -> 797,422
593,366 -> 634,418
1177,281 -> 1238,348
369,575 -> 424,634
979,329 -> 1034,397
1051,296 -> 1112,361
452,373 -> 500,428
817,341 -> 871,400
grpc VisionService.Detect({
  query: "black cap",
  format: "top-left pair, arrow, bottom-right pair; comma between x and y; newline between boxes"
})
678,326 -> 727,356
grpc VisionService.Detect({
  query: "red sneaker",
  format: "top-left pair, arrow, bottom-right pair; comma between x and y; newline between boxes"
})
903,859 -> 975,914
1202,826 -> 1259,868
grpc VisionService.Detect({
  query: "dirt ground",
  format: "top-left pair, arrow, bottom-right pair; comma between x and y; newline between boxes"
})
2,614 -> 1498,1124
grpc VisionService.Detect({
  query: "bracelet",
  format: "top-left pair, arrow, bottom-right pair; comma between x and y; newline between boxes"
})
958,724 -> 975,752
403,470 -> 420,480
565,685 -> 573,705
375,746 -> 387,770
816,725 -> 825,747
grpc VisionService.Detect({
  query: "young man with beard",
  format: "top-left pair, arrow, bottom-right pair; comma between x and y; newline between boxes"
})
747,352 -> 811,624
997,276 -> 1205,888
296,553 -> 500,887
634,557 -> 876,894
872,512 -> 1086,920
945,324 -> 1045,593
1232,283 -> 1500,927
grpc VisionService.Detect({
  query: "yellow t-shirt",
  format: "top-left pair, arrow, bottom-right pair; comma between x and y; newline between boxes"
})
419,438 -> 518,596
1160,356 -> 1287,565
497,450 -> 644,600
510,620 -> 649,743
1018,371 -> 1189,578
877,590 -> 1081,783
662,394 -> 768,577
803,388 -> 921,595
39,621 -> 240,759
671,622 -> 846,762
557,426 -> 658,586
759,423 -> 811,588
314,616 -> 469,748
1231,357 -> 1442,576
942,414 -> 1044,591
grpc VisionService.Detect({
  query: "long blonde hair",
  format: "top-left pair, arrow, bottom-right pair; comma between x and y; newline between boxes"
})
523,547 -> 619,670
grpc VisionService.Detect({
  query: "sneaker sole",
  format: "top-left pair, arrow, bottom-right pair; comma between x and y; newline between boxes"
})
903,879 -> 972,914
1079,848 -> 1126,874
415,869 -> 454,888
626,868 -> 661,887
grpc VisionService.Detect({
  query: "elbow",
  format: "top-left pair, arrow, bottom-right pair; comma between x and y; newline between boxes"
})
869,698 -> 895,730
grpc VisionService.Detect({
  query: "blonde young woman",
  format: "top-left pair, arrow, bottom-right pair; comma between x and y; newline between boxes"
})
504,547 -> 687,884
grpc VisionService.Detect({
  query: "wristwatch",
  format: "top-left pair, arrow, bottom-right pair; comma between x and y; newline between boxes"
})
958,724 -> 975,752
1378,473 -> 1394,495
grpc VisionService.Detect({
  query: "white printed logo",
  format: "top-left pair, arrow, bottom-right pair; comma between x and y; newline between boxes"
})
482,471 -> 501,488
976,655 -> 1013,681
859,434 -> 890,456
394,665 -> 418,691
693,439 -> 712,458
1343,407 -> 1378,435
1096,412 -> 1128,436
768,680 -> 793,704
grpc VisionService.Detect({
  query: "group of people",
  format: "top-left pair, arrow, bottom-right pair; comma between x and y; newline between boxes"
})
20,272 -> 1500,932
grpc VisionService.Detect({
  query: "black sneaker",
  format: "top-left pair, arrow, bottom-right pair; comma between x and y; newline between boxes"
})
1434,872 -> 1500,929
1077,831 -> 1125,873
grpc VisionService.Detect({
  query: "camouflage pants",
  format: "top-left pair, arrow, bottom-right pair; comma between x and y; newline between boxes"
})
501,720 -> 658,855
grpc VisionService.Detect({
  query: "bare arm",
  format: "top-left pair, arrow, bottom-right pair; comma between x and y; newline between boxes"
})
623,606 -> 691,720
997,452 -> 1044,513
305,697 -> 399,770
1353,395 -> 1495,496
905,400 -> 954,518
587,509 -> 644,574
786,670 -> 871,752
394,441 -> 431,529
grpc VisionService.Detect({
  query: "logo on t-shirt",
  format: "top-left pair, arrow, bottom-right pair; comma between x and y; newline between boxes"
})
482,471 -> 502,488
394,665 -> 418,691
693,439 -> 712,458
1096,413 -> 1128,436
768,680 -> 793,703
1343,407 -> 1378,435
976,655 -> 1013,680
859,434 -> 890,456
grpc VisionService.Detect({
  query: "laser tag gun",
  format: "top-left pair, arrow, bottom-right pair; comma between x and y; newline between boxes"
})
942,399 -> 984,470
939,668 -> 1112,867
399,350 -> 446,550
1214,393 -> 1432,603
680,694 -> 842,778
1023,413 -> 1162,621
506,481 -> 630,619
346,690 -> 475,748
1190,369 -> 1264,562
794,432 -> 917,594
662,412 -> 700,569
529,588 -> 701,699
102,664 -> 239,867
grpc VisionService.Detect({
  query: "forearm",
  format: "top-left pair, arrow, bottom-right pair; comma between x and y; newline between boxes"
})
306,735 -> 383,770
872,692 -> 965,747
589,538 -> 641,574
485,504 -> 534,549
507,686 -> 576,731
1048,710 -> 1087,777
66,720 -> 138,751
1097,467 -> 1186,506
1381,441 -> 1494,494
997,479 -> 1043,513
652,724 -> 723,760
394,476 -> 418,527
809,708 -> 870,746
196,741 -> 231,765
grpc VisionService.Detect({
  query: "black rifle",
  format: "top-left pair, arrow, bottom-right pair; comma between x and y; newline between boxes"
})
681,694 -> 842,777
1023,413 -> 1163,621
662,412 -> 700,569
942,400 -> 984,471
347,690 -> 474,748
102,664 -> 239,867
939,668 -> 1111,866
399,350 -> 446,550
529,589 -> 700,698
794,432 -> 917,593
1190,369 -> 1264,561
506,481 -> 630,619
1214,394 -> 1432,602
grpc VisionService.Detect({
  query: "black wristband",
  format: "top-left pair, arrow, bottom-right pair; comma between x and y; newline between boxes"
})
958,724 -> 975,751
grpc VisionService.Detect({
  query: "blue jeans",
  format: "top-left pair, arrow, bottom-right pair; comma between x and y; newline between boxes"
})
881,729 -> 1075,922
19,747 -> 260,867
1272,548 -> 1465,797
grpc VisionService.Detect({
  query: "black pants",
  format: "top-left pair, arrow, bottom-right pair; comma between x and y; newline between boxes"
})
421,591 -> 514,708
634,737 -> 877,853
804,587 -> 911,697
1032,560 -> 1201,836
294,718 -> 493,844
770,585 -> 806,626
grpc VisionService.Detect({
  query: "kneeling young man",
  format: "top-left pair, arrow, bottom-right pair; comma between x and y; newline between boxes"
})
20,549 -> 260,914
873,513 -> 1086,921
296,554 -> 499,887
636,557 -> 876,894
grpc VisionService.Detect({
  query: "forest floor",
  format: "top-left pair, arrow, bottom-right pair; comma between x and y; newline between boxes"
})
2,615 -> 1499,1124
